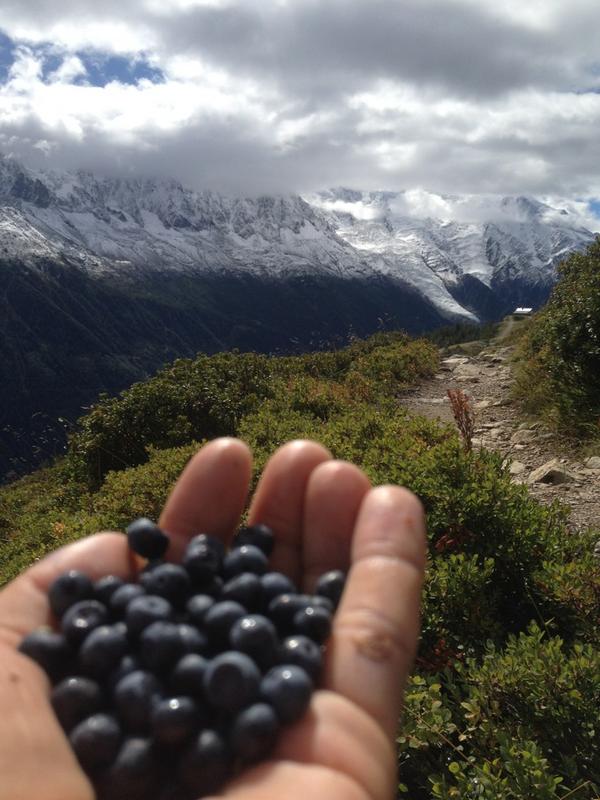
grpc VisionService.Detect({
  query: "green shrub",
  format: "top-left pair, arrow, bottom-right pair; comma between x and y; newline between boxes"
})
514,237 -> 600,436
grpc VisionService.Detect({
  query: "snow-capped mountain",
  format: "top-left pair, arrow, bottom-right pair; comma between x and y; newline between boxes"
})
1,154 -> 595,324
307,188 -> 595,321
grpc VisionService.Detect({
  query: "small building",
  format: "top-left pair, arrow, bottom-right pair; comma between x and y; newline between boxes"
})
512,307 -> 533,318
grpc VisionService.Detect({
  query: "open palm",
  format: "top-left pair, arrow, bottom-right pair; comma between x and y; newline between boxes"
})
0,438 -> 426,800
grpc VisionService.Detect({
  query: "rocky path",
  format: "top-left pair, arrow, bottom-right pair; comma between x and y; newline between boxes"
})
401,341 -> 600,536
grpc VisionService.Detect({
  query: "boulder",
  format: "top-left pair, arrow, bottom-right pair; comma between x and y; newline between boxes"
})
509,461 -> 527,476
527,459 -> 579,485
584,456 -> 600,469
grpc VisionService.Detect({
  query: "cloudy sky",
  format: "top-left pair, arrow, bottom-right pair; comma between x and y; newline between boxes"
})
1,0 -> 600,216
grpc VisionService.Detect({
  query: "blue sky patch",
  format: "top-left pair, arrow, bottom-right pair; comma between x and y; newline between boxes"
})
0,30 -> 14,83
0,29 -> 164,87
589,200 -> 600,218
74,53 -> 164,87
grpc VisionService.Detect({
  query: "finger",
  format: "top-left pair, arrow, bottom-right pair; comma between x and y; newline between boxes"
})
301,461 -> 371,593
0,533 -> 133,646
159,438 -> 252,560
322,486 -> 427,739
246,441 -> 331,583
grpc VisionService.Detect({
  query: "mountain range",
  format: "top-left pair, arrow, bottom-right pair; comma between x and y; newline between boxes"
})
0,153 -> 596,478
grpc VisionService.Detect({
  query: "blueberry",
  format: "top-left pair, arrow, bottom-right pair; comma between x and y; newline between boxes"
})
177,623 -> 209,656
314,570 -> 346,609
260,572 -> 297,606
203,651 -> 261,713
109,583 -> 146,618
69,713 -> 121,772
93,576 -> 125,606
125,595 -> 174,638
113,671 -> 163,733
204,601 -> 247,645
61,600 -> 109,646
51,676 -> 104,732
18,629 -> 73,682
230,703 -> 279,762
139,564 -> 191,609
48,571 -> 94,619
221,573 -> 263,611
223,545 -> 268,579
78,624 -> 129,677
108,654 -> 141,693
178,729 -> 231,796
126,517 -> 170,560
182,534 -> 224,584
139,621 -> 185,674
233,524 -> 275,556
185,594 -> 215,627
293,605 -> 332,644
268,593 -> 311,633
308,594 -> 335,613
260,665 -> 313,724
229,615 -> 278,667
169,654 -> 208,698
151,696 -> 201,745
99,737 -> 161,800
279,635 -> 323,680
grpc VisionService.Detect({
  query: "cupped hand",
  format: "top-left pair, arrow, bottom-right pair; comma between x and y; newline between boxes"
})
0,438 -> 426,800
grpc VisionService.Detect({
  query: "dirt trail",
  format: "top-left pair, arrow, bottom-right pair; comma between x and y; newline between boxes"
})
401,335 -> 600,536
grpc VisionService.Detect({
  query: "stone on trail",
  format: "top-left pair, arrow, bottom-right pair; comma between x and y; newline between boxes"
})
527,459 -> 578,485
584,456 -> 600,469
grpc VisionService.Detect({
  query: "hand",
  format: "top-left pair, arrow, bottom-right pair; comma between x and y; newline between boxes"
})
0,438 -> 426,800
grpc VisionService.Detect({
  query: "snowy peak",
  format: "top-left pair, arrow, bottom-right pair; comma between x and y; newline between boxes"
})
0,154 -> 597,324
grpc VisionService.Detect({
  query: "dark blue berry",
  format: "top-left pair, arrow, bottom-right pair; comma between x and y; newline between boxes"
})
185,594 -> 215,627
229,614 -> 278,666
314,570 -> 346,609
308,594 -> 335,613
221,573 -> 263,610
260,572 -> 296,605
48,571 -> 94,619
139,621 -> 185,674
169,654 -> 208,698
113,671 -> 163,733
182,534 -> 224,584
204,601 -> 247,645
51,676 -> 103,732
108,654 -> 141,693
99,737 -> 161,800
279,635 -> 323,680
223,545 -> 268,579
125,595 -> 174,638
178,729 -> 231,796
69,713 -> 121,772
18,629 -> 73,682
151,696 -> 200,745
109,583 -> 146,618
268,593 -> 311,632
203,651 -> 261,713
139,564 -> 191,609
126,517 -> 170,560
78,624 -> 129,677
177,623 -> 209,656
293,605 -> 332,644
260,665 -> 313,724
230,703 -> 279,762
93,576 -> 125,606
233,524 -> 275,556
61,600 -> 109,646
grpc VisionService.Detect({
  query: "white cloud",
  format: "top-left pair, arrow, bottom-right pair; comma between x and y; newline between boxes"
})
0,0 -> 599,207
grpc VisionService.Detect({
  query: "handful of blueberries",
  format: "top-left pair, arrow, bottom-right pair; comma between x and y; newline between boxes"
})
19,519 -> 345,800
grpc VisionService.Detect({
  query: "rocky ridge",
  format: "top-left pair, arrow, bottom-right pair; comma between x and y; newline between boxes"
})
401,337 -> 600,537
